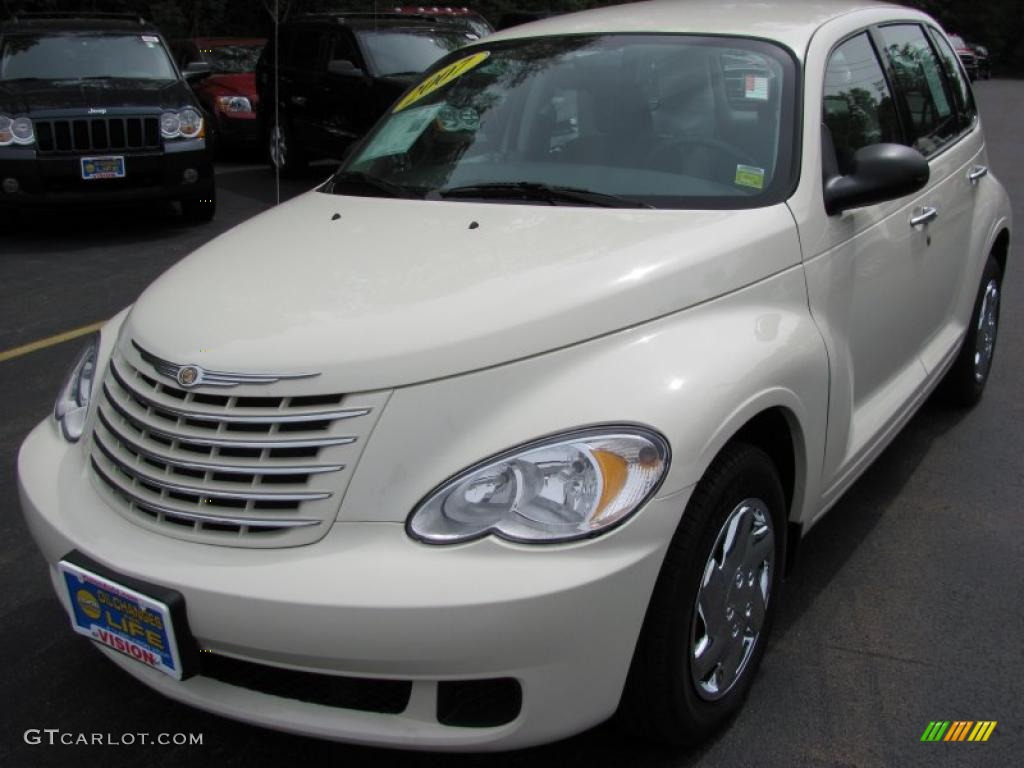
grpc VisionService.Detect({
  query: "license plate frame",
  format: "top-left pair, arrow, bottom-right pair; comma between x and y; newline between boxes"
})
80,155 -> 126,180
57,553 -> 194,680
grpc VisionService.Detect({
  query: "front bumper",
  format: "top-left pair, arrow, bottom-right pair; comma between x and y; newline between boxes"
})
212,112 -> 261,148
19,419 -> 688,751
0,140 -> 214,209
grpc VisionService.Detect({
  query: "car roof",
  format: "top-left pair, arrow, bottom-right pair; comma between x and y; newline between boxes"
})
1,16 -> 158,34
485,0 -> 921,57
283,14 -> 464,31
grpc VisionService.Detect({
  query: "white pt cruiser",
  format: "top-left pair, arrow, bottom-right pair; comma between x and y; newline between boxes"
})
18,0 -> 1012,751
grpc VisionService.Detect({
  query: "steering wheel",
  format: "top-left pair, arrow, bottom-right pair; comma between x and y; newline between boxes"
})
647,137 -> 760,172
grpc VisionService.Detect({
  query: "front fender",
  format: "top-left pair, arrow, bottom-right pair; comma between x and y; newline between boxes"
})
338,264 -> 828,530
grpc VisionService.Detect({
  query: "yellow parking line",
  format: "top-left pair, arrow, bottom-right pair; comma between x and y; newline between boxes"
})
0,320 -> 106,363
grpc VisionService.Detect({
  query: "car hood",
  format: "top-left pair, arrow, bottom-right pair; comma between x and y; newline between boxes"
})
125,191 -> 801,392
0,78 -> 191,114
198,72 -> 256,98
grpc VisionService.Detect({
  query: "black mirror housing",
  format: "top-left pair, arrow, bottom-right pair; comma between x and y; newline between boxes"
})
183,61 -> 212,81
824,143 -> 929,215
328,59 -> 363,77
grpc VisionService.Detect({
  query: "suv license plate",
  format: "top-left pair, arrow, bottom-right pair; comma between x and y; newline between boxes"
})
81,156 -> 126,180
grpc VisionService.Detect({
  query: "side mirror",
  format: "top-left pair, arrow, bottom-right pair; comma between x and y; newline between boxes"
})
824,143 -> 929,215
183,61 -> 212,82
327,59 -> 364,77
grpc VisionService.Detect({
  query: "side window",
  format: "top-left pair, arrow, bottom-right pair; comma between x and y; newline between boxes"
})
930,30 -> 977,127
286,28 -> 323,72
329,32 -> 359,67
823,33 -> 901,175
878,24 -> 959,156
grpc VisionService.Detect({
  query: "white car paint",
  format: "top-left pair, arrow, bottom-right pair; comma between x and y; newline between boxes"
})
18,0 -> 1012,751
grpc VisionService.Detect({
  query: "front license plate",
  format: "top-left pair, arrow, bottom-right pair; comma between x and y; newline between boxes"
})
58,560 -> 183,679
80,155 -> 125,180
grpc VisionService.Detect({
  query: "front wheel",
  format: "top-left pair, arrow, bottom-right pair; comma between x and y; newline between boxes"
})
940,256 -> 1002,406
618,442 -> 785,745
267,120 -> 308,177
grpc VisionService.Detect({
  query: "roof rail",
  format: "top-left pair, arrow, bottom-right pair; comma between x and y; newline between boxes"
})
7,11 -> 149,24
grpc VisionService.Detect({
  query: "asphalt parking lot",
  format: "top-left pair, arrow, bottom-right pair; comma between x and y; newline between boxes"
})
2,80 -> 1022,768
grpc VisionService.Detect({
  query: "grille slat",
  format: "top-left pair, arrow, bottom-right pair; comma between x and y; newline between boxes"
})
93,434 -> 329,502
33,116 -> 161,155
91,458 -> 321,530
89,347 -> 384,547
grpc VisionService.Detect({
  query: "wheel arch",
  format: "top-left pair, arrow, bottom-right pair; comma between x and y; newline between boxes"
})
991,227 -> 1009,278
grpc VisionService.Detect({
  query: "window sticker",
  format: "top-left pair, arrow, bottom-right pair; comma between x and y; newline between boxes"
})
735,164 -> 766,190
437,105 -> 481,132
393,51 -> 490,113
744,74 -> 769,101
355,104 -> 443,163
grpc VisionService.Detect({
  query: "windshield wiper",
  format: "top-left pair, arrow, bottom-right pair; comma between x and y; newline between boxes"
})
323,171 -> 420,199
438,182 -> 654,209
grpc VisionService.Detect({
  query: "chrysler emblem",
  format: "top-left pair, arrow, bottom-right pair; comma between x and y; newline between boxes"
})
177,365 -> 201,388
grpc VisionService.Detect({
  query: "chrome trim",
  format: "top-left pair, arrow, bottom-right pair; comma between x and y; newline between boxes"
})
96,410 -> 344,476
92,459 -> 321,529
101,388 -> 358,449
93,437 -> 331,502
110,361 -> 370,424
133,340 -> 319,388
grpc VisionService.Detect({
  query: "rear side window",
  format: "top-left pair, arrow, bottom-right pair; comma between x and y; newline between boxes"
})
823,33 -> 901,175
878,24 -> 959,156
930,30 -> 977,127
285,28 -> 322,71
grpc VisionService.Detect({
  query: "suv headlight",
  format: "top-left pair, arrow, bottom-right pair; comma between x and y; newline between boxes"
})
54,335 -> 99,442
216,95 -> 252,113
0,114 -> 34,146
160,108 -> 204,139
408,427 -> 670,544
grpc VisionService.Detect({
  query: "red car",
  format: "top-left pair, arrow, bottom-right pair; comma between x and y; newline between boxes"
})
173,38 -> 266,150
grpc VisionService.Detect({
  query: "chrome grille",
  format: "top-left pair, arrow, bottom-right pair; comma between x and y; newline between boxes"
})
35,116 -> 161,155
90,348 -> 387,547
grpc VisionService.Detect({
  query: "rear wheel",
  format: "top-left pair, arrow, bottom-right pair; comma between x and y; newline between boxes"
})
180,189 -> 216,224
618,442 -> 785,745
940,256 -> 1001,407
267,120 -> 308,177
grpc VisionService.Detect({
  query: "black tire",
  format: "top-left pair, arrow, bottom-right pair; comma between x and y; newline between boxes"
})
618,442 -> 786,746
180,189 -> 216,224
267,119 -> 308,177
940,256 -> 1002,407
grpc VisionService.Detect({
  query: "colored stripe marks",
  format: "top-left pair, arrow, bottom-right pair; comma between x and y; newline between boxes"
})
921,721 -> 997,742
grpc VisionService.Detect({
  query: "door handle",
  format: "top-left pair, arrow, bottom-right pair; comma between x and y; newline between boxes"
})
909,206 -> 938,228
967,165 -> 988,183
290,95 -> 307,106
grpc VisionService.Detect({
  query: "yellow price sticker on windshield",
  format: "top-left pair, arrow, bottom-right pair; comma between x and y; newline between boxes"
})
393,51 -> 490,113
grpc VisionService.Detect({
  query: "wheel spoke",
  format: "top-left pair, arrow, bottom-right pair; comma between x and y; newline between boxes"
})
718,634 -> 747,689
692,626 -> 726,682
720,506 -> 750,572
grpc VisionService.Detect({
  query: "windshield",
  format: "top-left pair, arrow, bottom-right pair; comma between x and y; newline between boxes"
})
202,43 -> 264,74
336,34 -> 796,209
357,28 -> 476,77
0,33 -> 176,81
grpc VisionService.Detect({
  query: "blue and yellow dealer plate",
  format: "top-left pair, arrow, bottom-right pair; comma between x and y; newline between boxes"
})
58,560 -> 183,679
80,155 -> 126,180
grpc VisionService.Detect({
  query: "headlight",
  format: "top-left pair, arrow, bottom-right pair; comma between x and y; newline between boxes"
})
160,108 -> 204,139
11,116 -> 34,144
216,95 -> 252,113
408,427 -> 670,544
160,111 -> 181,138
178,107 -> 204,138
0,114 -> 34,146
53,335 -> 99,442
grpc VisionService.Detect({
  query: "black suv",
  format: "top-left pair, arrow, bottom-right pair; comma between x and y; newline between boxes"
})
0,13 -> 215,222
256,12 -> 476,175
